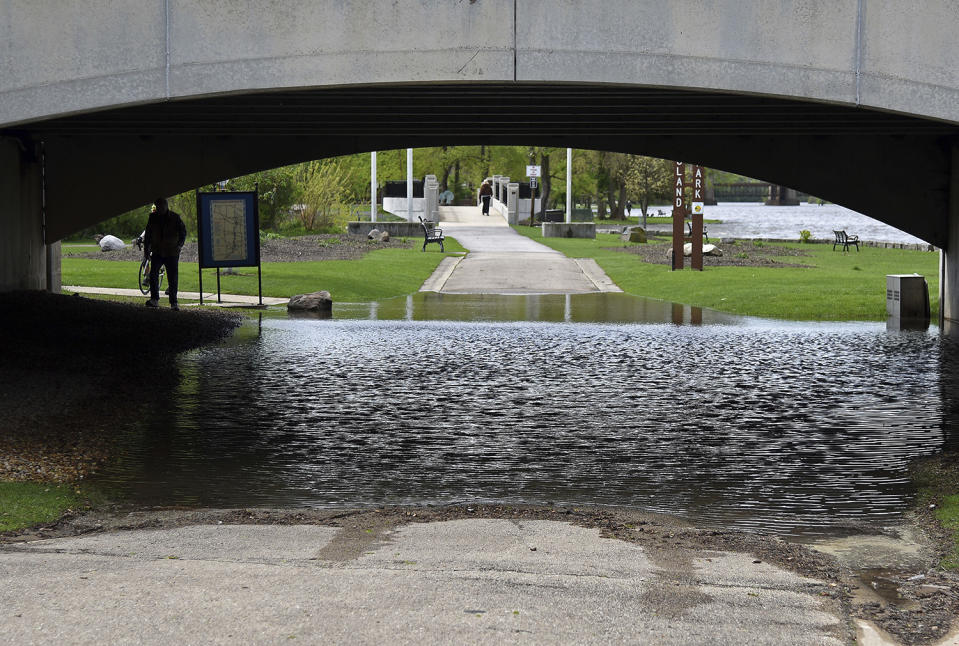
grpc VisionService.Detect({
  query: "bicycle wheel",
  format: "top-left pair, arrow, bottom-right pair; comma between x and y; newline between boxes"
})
138,259 -> 151,295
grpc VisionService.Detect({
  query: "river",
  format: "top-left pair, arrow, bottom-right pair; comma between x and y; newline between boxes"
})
631,202 -> 929,245
90,293 -> 955,539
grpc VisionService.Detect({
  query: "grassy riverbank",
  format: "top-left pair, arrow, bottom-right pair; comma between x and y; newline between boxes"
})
514,227 -> 939,321
912,454 -> 959,570
62,239 -> 465,302
0,291 -> 242,534
0,483 -> 88,532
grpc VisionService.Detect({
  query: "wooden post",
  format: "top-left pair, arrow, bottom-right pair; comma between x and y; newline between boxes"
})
671,161 -> 685,270
691,164 -> 704,271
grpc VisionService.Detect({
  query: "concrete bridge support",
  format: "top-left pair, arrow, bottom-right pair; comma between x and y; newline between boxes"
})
0,137 -> 54,292
943,143 -> 959,324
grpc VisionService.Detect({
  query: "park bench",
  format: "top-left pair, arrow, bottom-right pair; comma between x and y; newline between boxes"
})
419,216 -> 445,252
833,230 -> 860,252
686,221 -> 709,242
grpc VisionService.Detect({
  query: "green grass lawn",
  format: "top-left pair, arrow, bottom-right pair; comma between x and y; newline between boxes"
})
911,456 -> 959,570
0,482 -> 81,532
63,239 -> 465,303
513,227 -> 939,321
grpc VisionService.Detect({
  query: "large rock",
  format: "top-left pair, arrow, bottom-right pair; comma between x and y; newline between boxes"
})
666,243 -> 723,258
367,228 -> 381,240
377,231 -> 390,243
288,290 -> 332,312
621,227 -> 647,243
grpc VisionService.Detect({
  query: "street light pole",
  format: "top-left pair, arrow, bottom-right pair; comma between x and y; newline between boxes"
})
371,151 -> 377,224
407,148 -> 413,223
566,148 -> 572,224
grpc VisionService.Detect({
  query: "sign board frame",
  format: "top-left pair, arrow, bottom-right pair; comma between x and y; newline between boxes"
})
195,189 -> 263,305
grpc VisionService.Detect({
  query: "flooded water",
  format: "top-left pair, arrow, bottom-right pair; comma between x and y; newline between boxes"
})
91,293 -> 956,538
634,202 -> 928,245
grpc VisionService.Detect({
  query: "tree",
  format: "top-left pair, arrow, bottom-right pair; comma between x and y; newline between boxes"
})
625,156 -> 673,229
300,158 -> 356,232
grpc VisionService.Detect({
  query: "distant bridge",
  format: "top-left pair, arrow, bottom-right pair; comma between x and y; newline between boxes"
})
710,183 -> 810,204
1,0 -> 958,320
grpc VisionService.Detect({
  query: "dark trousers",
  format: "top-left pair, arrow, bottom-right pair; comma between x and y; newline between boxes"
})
150,254 -> 179,304
481,195 -> 491,215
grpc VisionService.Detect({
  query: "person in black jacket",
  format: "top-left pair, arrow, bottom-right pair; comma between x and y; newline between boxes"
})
143,197 -> 187,310
479,180 -> 493,216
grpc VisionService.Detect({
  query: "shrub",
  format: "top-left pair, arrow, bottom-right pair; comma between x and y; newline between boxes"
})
799,230 -> 812,243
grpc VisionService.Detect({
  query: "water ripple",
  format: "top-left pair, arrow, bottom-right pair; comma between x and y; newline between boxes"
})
94,317 -> 950,537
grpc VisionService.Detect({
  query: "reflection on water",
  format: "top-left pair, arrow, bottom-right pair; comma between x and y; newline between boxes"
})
333,292 -> 736,325
93,293 -> 953,538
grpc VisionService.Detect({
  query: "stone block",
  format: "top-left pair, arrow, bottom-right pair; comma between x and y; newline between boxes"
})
542,222 -> 596,239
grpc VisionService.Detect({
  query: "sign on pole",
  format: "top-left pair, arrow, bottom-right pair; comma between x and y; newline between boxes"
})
672,161 -> 685,271
526,165 -> 541,178
691,164 -> 704,271
196,189 -> 262,305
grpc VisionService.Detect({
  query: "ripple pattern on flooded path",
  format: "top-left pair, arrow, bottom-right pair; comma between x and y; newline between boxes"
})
96,319 -> 950,537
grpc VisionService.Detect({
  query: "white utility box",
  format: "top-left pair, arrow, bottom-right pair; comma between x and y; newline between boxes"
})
886,274 -> 929,319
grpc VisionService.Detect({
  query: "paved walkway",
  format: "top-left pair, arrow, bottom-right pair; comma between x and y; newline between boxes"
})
64,286 -> 288,307
1,519 -> 849,645
421,206 -> 622,295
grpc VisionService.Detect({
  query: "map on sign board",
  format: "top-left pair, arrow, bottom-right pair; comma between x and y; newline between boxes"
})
210,199 -> 247,262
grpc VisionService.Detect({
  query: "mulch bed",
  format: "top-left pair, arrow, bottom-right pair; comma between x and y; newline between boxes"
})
609,237 -> 814,268
68,234 -> 415,264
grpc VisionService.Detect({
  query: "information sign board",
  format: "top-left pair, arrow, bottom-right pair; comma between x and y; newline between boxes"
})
526,165 -> 541,178
197,191 -> 259,268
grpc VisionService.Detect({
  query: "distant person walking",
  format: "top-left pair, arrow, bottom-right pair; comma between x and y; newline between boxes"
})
143,197 -> 186,311
624,200 -> 632,219
479,180 -> 493,216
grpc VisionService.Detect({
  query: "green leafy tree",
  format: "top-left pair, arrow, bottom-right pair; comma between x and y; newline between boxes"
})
300,158 -> 356,232
625,156 -> 673,228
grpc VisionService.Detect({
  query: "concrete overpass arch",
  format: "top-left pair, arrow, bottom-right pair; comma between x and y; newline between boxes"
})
2,1 -> 958,318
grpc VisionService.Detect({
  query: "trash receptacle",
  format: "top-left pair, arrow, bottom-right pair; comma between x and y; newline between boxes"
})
886,274 -> 930,320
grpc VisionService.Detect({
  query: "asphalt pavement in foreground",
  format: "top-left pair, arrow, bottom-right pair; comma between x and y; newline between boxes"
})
2,519 -> 848,645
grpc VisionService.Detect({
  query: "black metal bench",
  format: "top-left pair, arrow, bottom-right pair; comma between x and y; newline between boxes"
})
833,230 -> 860,252
686,221 -> 709,242
418,216 -> 445,252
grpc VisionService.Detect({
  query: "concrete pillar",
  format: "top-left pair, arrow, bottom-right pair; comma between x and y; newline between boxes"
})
765,184 -> 800,206
507,183 -> 519,226
424,174 -> 438,221
943,142 -> 959,324
0,137 -> 47,291
46,241 -> 61,293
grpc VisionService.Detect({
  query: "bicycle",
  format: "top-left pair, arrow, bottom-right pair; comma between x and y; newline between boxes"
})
133,233 -> 165,296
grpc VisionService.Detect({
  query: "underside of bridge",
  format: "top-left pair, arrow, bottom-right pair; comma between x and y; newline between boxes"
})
2,83 -> 958,315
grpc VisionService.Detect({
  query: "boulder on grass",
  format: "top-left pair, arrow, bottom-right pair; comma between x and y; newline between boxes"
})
367,228 -> 381,240
665,243 -> 723,258
288,290 -> 333,313
377,231 -> 390,243
620,227 -> 647,243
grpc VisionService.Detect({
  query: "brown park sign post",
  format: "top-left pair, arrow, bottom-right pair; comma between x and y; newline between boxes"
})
691,164 -> 704,271
672,161 -> 685,270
